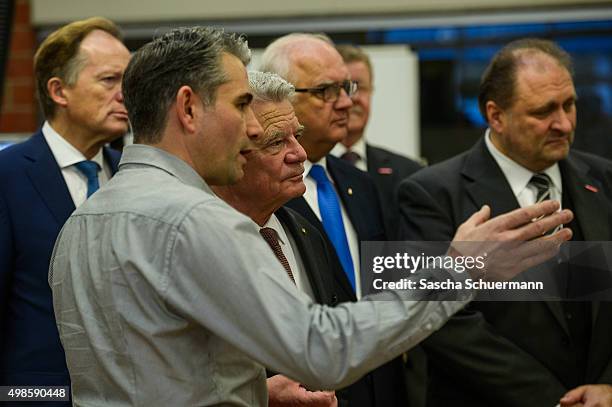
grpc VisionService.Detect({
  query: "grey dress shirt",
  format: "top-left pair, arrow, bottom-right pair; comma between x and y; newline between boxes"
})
49,144 -> 471,406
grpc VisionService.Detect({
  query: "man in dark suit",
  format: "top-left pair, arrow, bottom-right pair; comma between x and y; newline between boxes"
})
334,44 -> 423,240
398,38 -> 612,406
335,44 -> 428,407
0,17 -> 129,402
213,70 -> 341,406
260,34 -> 410,407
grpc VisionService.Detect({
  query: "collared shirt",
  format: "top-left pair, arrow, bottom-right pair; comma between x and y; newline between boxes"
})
485,129 -> 562,207
331,138 -> 368,172
303,157 -> 362,298
50,143 -> 471,407
261,214 -> 315,299
42,121 -> 110,207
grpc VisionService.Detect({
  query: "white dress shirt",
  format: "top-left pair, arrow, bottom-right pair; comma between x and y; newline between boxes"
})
261,213 -> 315,299
303,157 -> 362,298
485,129 -> 562,207
42,121 -> 110,207
331,137 -> 368,172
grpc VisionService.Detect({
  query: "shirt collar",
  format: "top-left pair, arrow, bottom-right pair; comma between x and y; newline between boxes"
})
304,156 -> 328,179
331,137 -> 367,162
484,128 -> 562,196
119,144 -> 210,193
42,121 -> 105,169
262,213 -> 286,245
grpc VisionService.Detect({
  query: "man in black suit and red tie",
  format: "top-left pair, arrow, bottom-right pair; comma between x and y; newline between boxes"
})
213,70 -> 340,407
260,33 -> 410,407
398,38 -> 612,407
333,44 -> 423,240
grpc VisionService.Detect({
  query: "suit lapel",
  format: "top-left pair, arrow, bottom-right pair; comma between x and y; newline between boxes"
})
103,146 -> 121,175
560,155 -> 610,326
285,196 -> 357,300
326,156 -> 362,238
461,139 -> 520,218
24,133 -> 75,225
466,139 -> 570,335
366,144 -> 396,196
276,207 -> 325,302
560,156 -> 610,242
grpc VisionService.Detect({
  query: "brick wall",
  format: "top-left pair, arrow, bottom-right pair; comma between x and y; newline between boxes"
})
0,0 -> 37,133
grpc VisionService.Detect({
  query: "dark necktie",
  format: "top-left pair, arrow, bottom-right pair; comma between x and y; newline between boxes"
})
529,173 -> 560,235
309,164 -> 356,291
529,173 -> 552,203
259,227 -> 296,285
341,151 -> 361,166
74,160 -> 101,197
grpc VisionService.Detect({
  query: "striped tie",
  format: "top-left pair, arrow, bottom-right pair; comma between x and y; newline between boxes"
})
529,173 -> 561,234
529,173 -> 552,203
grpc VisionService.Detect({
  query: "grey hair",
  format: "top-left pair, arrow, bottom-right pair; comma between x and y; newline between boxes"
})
259,32 -> 333,83
123,26 -> 251,144
248,70 -> 295,103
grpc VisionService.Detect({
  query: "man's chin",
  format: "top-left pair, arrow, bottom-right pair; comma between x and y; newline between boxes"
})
103,125 -> 130,141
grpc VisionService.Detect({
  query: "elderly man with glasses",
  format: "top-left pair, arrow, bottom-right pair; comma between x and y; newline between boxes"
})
260,33 -> 411,407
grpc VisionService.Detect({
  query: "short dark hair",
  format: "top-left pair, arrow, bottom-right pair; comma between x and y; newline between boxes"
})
336,44 -> 373,80
34,17 -> 122,118
122,26 -> 251,144
478,38 -> 573,121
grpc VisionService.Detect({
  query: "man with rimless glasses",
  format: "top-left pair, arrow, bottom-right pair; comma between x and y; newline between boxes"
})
260,33 -> 411,407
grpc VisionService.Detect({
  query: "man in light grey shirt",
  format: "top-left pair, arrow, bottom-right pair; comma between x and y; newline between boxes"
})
49,27 -> 573,406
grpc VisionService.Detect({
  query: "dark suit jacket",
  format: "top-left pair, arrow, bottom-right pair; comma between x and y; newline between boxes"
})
366,144 -> 422,240
286,154 -> 408,407
398,138 -> 612,407
0,131 -> 120,400
275,206 -> 340,307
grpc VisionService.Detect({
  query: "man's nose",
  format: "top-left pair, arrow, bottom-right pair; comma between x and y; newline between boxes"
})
334,87 -> 353,110
246,106 -> 264,141
551,109 -> 574,134
285,136 -> 307,163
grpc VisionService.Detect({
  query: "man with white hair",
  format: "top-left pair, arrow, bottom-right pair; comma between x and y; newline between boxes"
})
213,70 -> 340,406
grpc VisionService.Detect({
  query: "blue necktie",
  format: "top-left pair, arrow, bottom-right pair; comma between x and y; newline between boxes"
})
74,160 -> 100,197
309,164 -> 356,291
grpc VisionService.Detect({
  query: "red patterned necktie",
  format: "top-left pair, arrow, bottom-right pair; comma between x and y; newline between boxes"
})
341,151 -> 361,166
259,227 -> 296,285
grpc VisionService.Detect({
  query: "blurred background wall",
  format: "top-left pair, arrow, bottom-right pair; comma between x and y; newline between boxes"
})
1,0 -> 611,162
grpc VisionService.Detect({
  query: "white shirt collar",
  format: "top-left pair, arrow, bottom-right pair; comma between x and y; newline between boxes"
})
262,214 -> 287,246
331,138 -> 367,162
42,121 -> 106,169
304,156 -> 329,181
484,128 -> 562,198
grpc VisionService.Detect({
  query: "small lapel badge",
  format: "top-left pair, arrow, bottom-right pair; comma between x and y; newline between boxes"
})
377,167 -> 393,175
585,184 -> 599,193
301,227 -> 307,235
347,187 -> 353,196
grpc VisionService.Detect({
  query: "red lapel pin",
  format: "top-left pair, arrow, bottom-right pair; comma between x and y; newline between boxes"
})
585,184 -> 599,193
377,167 -> 393,175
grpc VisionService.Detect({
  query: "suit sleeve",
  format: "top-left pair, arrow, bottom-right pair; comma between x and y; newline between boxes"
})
398,177 -> 568,406
0,191 -> 13,330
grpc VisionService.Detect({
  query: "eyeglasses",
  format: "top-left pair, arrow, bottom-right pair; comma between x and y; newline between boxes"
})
294,80 -> 358,103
